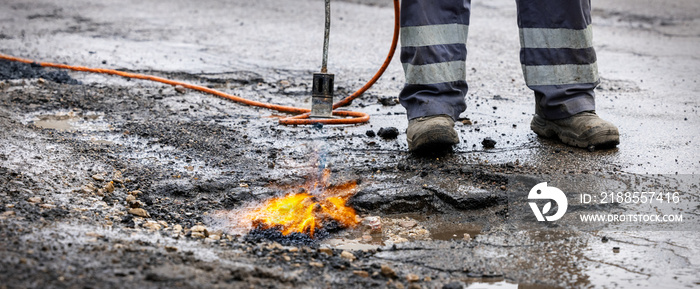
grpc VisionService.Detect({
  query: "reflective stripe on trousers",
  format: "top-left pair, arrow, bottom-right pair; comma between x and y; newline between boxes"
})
400,0 -> 597,120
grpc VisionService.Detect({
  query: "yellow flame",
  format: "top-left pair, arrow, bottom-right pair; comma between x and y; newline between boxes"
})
244,169 -> 359,237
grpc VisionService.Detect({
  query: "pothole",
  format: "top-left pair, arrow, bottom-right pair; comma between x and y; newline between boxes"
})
30,111 -> 107,132
430,226 -> 482,241
319,213 -> 485,250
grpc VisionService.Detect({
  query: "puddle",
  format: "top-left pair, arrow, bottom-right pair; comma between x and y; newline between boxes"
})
88,138 -> 114,145
31,112 -> 106,132
34,115 -> 76,131
431,227 -> 482,241
465,280 -> 516,289
322,238 -> 380,251
390,213 -> 484,241
465,280 -> 561,289
320,213 -> 484,250
333,243 -> 380,251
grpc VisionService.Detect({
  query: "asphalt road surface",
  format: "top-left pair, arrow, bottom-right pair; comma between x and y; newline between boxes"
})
0,0 -> 698,288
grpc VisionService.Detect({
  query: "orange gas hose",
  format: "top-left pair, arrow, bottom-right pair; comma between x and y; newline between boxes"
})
0,0 -> 400,126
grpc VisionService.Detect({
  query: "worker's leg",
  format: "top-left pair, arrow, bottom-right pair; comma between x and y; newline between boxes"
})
517,0 -> 619,148
399,0 -> 469,121
516,0 -> 597,119
400,0 -> 470,152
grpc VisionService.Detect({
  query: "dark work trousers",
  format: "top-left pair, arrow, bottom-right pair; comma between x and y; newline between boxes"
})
399,0 -> 598,121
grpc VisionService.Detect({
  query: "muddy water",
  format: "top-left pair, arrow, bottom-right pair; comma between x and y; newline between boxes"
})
31,112 -> 104,132
34,115 -> 75,131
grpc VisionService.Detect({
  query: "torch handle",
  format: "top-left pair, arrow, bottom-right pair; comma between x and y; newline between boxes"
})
321,0 -> 331,73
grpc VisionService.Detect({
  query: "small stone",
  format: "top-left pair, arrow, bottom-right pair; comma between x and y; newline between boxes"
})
353,270 -> 369,278
362,234 -> 373,242
39,203 -> 56,209
142,221 -> 162,231
601,236 -> 609,243
318,247 -> 333,256
125,195 -> 136,202
95,189 -> 105,197
461,119 -> 472,125
191,232 -> 206,239
309,261 -> 324,268
207,234 -> 221,241
164,246 -> 178,252
92,174 -> 105,181
174,85 -> 186,94
613,246 -> 620,253
406,274 -> 420,282
482,137 -> 497,149
112,171 -> 124,183
172,224 -> 183,233
395,283 -> 405,289
377,127 -> 399,140
463,233 -> 472,241
363,216 -> 381,232
340,251 -> 355,261
365,130 -> 376,137
81,184 -> 96,194
128,200 -> 144,208
408,284 -> 422,289
27,196 -> 42,203
85,232 -> 104,238
398,219 -> 417,228
265,242 -> 282,250
128,190 -> 143,195
378,96 -> 398,106
588,145 -> 596,152
190,225 -> 206,232
128,208 -> 149,218
190,225 -> 208,237
282,255 -> 291,262
381,264 -> 397,278
103,181 -> 115,193
500,185 -> 506,191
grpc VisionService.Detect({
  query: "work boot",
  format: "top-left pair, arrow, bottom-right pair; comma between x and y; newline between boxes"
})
407,115 -> 459,152
530,111 -> 619,149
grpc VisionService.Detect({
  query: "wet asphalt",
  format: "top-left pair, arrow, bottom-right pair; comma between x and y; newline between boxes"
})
0,0 -> 698,288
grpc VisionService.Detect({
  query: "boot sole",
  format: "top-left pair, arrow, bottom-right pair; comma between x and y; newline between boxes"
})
530,114 -> 619,149
408,127 -> 459,152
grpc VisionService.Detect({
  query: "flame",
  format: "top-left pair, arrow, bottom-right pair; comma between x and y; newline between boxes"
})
243,169 -> 359,237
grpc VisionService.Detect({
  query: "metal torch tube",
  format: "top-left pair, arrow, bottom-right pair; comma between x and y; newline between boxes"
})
321,0 -> 330,73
